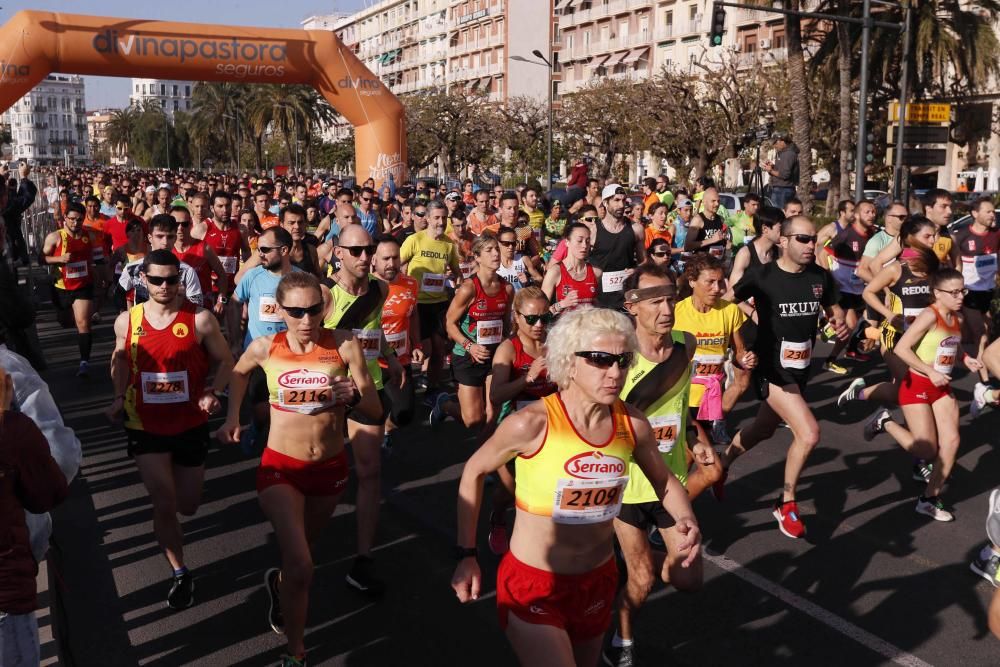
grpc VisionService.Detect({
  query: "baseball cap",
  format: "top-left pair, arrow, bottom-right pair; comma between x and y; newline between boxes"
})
145,185 -> 156,194
601,183 -> 626,200
676,197 -> 694,209
445,191 -> 461,201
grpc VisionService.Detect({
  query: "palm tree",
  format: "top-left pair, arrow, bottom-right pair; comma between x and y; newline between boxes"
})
783,0 -> 815,210
191,82 -> 248,168
299,89 -> 338,172
104,106 -> 139,159
245,84 -> 315,172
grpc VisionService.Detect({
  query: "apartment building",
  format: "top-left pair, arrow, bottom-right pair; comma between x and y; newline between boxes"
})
129,79 -> 194,120
3,75 -> 89,166
86,109 -> 128,166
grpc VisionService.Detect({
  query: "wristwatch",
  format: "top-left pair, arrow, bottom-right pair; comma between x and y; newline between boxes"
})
219,295 -> 229,304
454,546 -> 478,560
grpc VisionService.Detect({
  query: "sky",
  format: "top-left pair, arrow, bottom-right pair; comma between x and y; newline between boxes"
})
1,0 -> 369,109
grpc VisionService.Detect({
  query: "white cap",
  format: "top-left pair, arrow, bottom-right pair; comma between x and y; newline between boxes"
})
601,183 -> 624,200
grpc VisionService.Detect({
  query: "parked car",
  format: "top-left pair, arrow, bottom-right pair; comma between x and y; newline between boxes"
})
718,192 -> 774,213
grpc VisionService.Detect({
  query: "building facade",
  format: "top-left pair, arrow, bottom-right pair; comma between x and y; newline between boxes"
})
3,74 -> 89,166
129,78 -> 194,120
86,109 -> 128,166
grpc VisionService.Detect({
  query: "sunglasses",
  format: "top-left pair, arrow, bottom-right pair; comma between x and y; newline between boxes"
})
413,211 -> 427,217
65,216 -> 83,222
258,245 -> 286,254
784,233 -> 818,245
575,351 -> 633,369
498,240 -> 516,247
361,197 -> 372,202
650,250 -> 670,258
519,312 -> 553,326
339,245 -> 375,257
280,302 -> 324,318
581,216 -> 599,222
145,274 -> 180,286
178,220 -> 192,227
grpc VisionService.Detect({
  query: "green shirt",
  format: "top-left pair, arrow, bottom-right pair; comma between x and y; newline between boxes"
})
324,279 -> 385,390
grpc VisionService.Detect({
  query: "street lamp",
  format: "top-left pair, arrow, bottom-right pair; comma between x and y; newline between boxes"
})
511,50 -> 554,191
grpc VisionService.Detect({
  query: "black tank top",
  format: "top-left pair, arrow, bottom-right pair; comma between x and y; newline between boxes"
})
748,240 -> 771,269
890,262 -> 931,311
590,220 -> 636,309
694,213 -> 727,258
292,242 -> 317,276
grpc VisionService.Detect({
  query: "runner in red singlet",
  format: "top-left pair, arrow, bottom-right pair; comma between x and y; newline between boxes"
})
203,191 -> 247,352
170,206 -> 228,315
541,222 -> 601,316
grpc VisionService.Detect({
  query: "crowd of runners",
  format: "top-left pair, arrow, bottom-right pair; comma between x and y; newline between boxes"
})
5,164 -> 1000,666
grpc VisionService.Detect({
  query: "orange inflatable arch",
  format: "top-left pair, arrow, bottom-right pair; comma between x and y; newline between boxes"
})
0,11 -> 406,183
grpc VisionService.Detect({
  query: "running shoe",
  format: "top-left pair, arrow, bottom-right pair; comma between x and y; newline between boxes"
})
488,511 -> 510,556
346,556 -> 386,597
381,431 -> 394,454
772,499 -> 805,539
911,460 -> 933,483
972,382 -> 993,419
820,322 -> 837,343
845,350 -> 871,362
837,378 -> 866,410
987,488 -> 1000,546
970,548 -> 1000,587
602,643 -> 636,667
711,420 -> 732,445
863,408 -> 891,441
265,568 -> 284,634
711,466 -> 729,502
76,360 -> 89,378
167,571 -> 195,609
915,495 -> 954,522
279,654 -> 307,667
429,392 -> 450,427
91,312 -> 102,324
822,360 -> 848,375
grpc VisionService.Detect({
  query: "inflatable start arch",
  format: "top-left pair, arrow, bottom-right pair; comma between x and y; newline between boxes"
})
0,11 -> 406,182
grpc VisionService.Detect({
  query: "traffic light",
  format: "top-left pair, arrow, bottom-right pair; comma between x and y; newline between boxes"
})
709,2 -> 726,47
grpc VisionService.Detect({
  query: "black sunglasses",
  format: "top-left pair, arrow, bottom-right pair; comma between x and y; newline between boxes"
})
145,274 -> 180,286
581,216 -> 599,222
650,250 -> 670,258
280,302 -> 324,318
339,245 -> 375,257
519,312 -> 553,326
498,240 -> 516,248
258,245 -> 286,254
413,211 -> 427,217
575,351 -> 633,369
784,233 -> 818,245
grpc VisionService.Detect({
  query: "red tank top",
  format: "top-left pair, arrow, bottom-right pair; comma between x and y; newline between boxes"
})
511,336 -> 558,401
456,276 -> 510,354
556,262 -> 597,308
203,220 -> 242,282
54,229 -> 93,291
174,240 -> 213,294
123,302 -> 209,435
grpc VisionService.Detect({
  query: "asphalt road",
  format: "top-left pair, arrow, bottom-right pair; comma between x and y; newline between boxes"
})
33,299 -> 1000,667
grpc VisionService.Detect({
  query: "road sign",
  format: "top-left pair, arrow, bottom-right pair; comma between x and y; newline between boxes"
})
900,148 -> 947,167
890,125 -> 950,145
888,102 -> 951,124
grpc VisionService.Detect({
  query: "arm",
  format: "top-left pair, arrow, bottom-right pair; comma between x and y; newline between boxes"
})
524,257 -> 545,283
872,237 -> 902,270
339,333 -> 382,420
862,263 -> 903,325
195,309 -> 235,396
446,281 -> 489,363
314,214 -> 331,240
218,336 -> 270,442
41,231 -> 68,264
724,247 -> 751,301
488,340 -> 529,405
105,311 -> 132,421
203,246 -> 229,311
683,215 -> 705,251
182,265 -> 204,306
632,221 -> 646,264
452,408 -> 547,602
408,299 -> 424,364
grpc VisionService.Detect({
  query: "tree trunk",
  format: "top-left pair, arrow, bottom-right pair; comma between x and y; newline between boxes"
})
784,1 -> 814,213
254,134 -> 263,172
836,7 -> 852,202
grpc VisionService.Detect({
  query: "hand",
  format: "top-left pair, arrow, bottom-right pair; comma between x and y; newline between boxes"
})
673,517 -> 702,568
451,557 -> 482,603
104,396 -> 125,423
890,314 -> 905,331
0,163 -> 8,177
469,344 -> 492,364
740,351 -> 757,370
928,369 -> 951,388
691,441 -> 715,467
387,356 -> 405,388
525,357 -> 547,384
331,375 -> 358,405
216,417 -> 241,444
54,253 -> 71,265
560,290 -> 580,310
198,390 -> 221,416
830,316 -> 850,341
213,299 -> 226,316
411,347 -> 425,365
517,272 -> 529,284
965,356 -> 984,373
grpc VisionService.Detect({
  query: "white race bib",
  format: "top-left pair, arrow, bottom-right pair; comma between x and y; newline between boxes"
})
385,330 -> 408,357
353,328 -> 382,361
277,386 -> 334,414
459,261 -> 475,279
779,339 -> 812,370
551,476 -> 628,525
476,319 -> 503,345
691,353 -> 724,379
220,255 -> 238,274
601,270 -> 629,293
420,272 -> 446,293
140,371 -> 190,404
648,414 -> 681,453
708,244 -> 725,259
91,246 -> 105,261
933,336 -> 959,375
258,295 -> 282,323
65,261 -> 88,279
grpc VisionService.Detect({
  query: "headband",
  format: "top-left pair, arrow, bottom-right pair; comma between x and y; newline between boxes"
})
624,284 -> 676,303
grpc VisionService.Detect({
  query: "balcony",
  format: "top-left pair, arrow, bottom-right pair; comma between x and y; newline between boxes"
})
446,62 -> 503,84
452,34 -> 504,56
33,122 -> 48,129
653,25 -> 675,41
736,46 -> 788,68
448,1 -> 505,31
560,0 -> 655,27
564,32 -> 650,60
34,105 -> 47,112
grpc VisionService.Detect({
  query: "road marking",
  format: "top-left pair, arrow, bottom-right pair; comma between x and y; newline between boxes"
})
700,549 -> 934,667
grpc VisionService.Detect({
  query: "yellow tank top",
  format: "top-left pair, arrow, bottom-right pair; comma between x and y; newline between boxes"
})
515,392 -> 636,524
913,305 -> 961,375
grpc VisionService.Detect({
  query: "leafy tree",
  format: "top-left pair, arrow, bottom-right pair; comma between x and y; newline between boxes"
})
556,77 -> 645,180
104,106 -> 140,159
494,95 -> 566,183
402,88 -> 498,174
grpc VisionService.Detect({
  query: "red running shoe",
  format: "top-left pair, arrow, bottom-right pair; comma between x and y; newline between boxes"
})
711,467 -> 729,502
772,499 -> 805,539
488,511 -> 509,556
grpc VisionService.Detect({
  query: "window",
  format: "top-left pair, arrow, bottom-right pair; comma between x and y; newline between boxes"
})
567,33 -> 574,51
160,84 -> 166,95
689,5 -> 697,20
173,100 -> 179,111
161,99 -> 166,108
185,85 -> 191,96
172,85 -> 178,96
584,30 -> 591,47
619,20 -> 628,46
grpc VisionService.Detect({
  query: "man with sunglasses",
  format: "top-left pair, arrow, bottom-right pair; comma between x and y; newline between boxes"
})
857,201 -> 908,284
42,202 -> 97,377
605,265 -> 715,667
106,249 -> 233,611
356,187 -> 381,236
105,194 -> 146,252
323,224 -> 402,596
591,184 -> 645,309
720,215 -> 849,539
